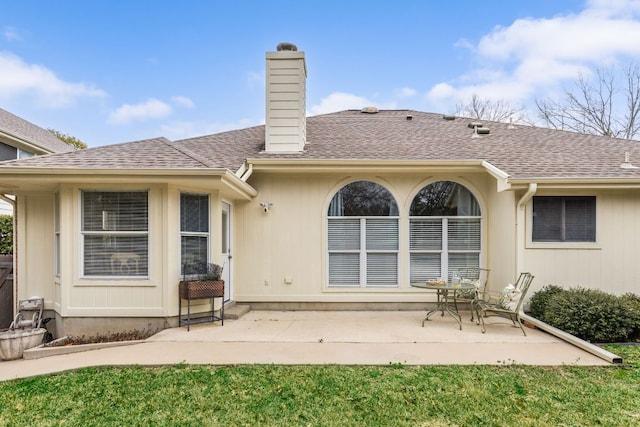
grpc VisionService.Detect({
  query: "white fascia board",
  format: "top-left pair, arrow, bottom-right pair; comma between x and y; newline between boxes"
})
0,131 -> 51,155
481,161 -> 511,192
508,177 -> 640,189
246,158 -> 487,173
0,167 -> 257,199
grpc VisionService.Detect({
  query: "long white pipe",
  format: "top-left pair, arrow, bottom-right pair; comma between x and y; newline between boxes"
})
520,313 -> 623,364
515,183 -> 537,278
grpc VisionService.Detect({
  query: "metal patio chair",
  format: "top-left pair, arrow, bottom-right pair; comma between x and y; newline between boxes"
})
452,267 -> 490,321
475,272 -> 534,336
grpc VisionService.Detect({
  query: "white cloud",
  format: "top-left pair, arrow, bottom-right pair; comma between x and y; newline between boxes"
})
394,87 -> 417,98
3,27 -> 22,42
159,118 -> 259,140
0,51 -> 106,107
171,95 -> 195,108
427,0 -> 640,107
108,98 -> 172,125
309,92 -> 397,115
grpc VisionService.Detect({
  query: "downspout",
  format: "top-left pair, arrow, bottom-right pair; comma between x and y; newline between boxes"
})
515,183 -> 536,275
239,163 -> 254,182
513,184 -> 622,364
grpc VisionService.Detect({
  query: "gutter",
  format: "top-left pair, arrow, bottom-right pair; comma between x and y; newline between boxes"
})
239,163 -> 254,182
520,313 -> 623,364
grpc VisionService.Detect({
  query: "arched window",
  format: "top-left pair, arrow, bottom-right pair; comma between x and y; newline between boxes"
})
409,181 -> 481,284
327,181 -> 399,287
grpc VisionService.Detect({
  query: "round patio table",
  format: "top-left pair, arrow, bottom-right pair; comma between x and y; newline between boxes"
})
411,281 -> 476,330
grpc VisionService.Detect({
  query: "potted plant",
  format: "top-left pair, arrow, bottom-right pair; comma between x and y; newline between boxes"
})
179,262 -> 224,300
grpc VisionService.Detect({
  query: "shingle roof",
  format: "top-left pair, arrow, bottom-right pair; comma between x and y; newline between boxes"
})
0,137 -> 213,169
2,109 -> 639,180
0,108 -> 75,153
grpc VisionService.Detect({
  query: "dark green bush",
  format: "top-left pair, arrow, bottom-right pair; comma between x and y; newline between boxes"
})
543,287 -> 637,343
620,293 -> 640,341
528,284 -> 565,321
0,214 -> 12,255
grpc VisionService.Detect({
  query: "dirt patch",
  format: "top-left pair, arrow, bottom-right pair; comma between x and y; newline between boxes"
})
45,329 -> 157,347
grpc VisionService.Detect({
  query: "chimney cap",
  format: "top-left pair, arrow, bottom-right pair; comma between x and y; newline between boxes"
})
277,42 -> 298,52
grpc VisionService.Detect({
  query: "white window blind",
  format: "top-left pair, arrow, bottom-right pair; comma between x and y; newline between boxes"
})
180,193 -> 209,273
82,191 -> 149,277
327,181 -> 399,287
409,181 -> 482,283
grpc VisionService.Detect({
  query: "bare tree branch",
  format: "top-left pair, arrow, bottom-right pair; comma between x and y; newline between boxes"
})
455,94 -> 531,124
536,63 -> 640,140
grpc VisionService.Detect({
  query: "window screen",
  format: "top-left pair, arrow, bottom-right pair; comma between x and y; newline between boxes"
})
532,196 -> 595,242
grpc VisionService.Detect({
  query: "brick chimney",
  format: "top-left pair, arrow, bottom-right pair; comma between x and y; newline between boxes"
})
265,43 -> 307,152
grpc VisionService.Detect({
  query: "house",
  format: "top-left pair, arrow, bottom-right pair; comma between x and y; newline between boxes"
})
0,108 -> 75,214
0,44 -> 639,338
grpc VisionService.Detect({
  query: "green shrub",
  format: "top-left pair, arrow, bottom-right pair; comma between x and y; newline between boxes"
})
543,287 -> 637,343
0,214 -> 12,255
528,284 -> 565,321
619,293 -> 640,341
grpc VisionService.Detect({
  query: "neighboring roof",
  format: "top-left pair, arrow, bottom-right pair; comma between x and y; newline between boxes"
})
2,109 -> 640,181
0,108 -> 75,154
0,137 -> 218,169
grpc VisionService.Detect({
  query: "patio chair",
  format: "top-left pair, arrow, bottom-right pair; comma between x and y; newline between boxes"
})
452,267 -> 490,321
475,272 -> 534,336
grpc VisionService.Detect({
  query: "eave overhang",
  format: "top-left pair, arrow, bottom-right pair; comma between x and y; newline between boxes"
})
507,176 -> 640,190
246,158 -> 512,191
0,167 -> 257,200
0,131 -> 53,155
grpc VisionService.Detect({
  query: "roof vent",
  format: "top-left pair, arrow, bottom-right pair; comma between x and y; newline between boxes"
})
361,106 -> 378,114
442,114 -> 456,121
467,122 -> 483,128
477,127 -> 490,135
406,115 -> 413,121
276,42 -> 298,51
621,152 -> 639,169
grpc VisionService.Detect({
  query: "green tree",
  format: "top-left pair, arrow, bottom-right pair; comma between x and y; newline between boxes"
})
0,215 -> 13,255
48,129 -> 87,149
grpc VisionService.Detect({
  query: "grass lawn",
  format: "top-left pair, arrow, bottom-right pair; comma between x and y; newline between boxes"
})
1,345 -> 639,427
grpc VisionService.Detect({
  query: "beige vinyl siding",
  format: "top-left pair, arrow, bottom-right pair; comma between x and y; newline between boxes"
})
59,184 -> 166,316
523,190 -> 640,296
234,172 -> 498,303
16,193 -> 55,304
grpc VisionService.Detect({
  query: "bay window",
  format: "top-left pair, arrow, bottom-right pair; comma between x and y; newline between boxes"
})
180,193 -> 209,273
81,191 -> 149,277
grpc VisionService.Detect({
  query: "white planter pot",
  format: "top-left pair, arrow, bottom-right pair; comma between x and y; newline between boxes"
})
0,328 -> 46,360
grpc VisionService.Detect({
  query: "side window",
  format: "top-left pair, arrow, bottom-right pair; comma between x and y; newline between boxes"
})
180,193 -> 209,274
327,181 -> 399,287
82,191 -> 149,277
532,196 -> 595,242
409,181 -> 481,283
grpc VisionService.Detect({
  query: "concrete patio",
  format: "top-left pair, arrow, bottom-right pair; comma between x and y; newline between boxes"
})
0,310 -> 613,381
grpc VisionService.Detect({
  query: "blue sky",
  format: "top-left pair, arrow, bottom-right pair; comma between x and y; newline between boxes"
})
2,0 -> 640,147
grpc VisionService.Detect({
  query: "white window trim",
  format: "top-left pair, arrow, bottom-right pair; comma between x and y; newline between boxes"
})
180,192 -> 210,276
409,216 -> 482,283
327,216 -> 400,288
79,190 -> 150,280
526,196 -> 601,250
